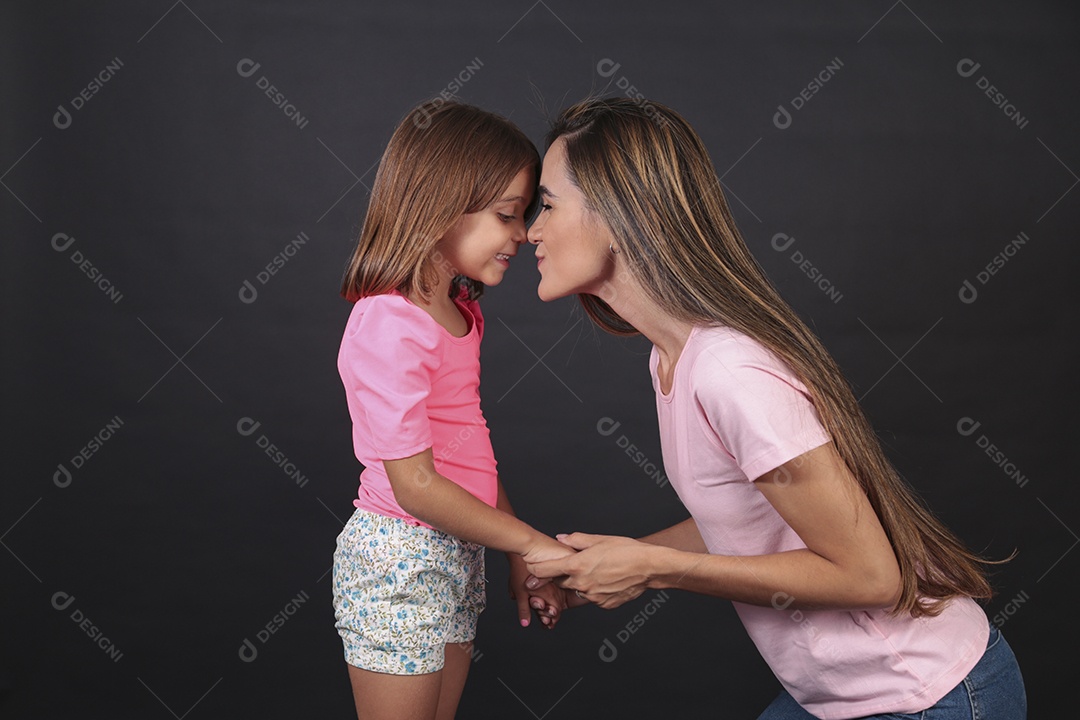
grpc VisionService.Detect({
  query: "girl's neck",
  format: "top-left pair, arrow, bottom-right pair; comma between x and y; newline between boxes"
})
407,272 -> 471,337
409,272 -> 455,310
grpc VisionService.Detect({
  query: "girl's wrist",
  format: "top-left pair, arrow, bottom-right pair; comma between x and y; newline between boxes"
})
515,527 -> 549,557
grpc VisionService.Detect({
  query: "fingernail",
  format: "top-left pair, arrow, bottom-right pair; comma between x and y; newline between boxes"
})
525,578 -> 539,589
556,533 -> 568,540
520,619 -> 529,627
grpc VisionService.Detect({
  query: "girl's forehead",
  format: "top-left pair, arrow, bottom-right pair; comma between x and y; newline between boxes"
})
501,166 -> 534,194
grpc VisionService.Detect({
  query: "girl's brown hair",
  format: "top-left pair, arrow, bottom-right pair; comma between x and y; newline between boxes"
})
341,99 -> 540,302
550,97 -> 995,617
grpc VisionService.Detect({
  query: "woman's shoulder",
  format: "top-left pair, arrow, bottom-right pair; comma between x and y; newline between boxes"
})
686,326 -> 819,430
688,325 -> 774,366
686,325 -> 801,387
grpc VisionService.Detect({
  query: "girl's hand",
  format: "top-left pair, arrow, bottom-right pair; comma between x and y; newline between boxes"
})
508,552 -> 569,628
526,582 -> 568,629
520,533 -> 577,566
531,578 -> 593,627
527,533 -> 661,610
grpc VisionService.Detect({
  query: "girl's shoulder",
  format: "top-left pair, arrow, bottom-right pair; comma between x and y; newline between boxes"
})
344,291 -> 441,346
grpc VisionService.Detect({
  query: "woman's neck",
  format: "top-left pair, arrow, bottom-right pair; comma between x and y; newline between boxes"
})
602,277 -> 694,374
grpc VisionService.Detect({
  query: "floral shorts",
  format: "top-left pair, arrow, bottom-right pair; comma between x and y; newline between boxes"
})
332,507 -> 486,675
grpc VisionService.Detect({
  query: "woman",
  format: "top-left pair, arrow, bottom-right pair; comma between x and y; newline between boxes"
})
524,98 -> 1026,719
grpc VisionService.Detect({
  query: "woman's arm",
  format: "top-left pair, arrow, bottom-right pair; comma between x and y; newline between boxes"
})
638,517 -> 708,553
528,443 -> 903,610
385,449 -> 570,564
522,507 -> 704,594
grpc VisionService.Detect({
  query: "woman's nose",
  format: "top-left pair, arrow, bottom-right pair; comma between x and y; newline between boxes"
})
527,218 -> 542,245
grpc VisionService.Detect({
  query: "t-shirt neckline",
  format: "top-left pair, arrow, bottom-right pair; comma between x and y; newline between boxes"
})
392,289 -> 476,344
654,325 -> 701,403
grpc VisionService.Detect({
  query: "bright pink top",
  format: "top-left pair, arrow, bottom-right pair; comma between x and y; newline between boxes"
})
337,291 -> 499,527
651,325 -> 989,720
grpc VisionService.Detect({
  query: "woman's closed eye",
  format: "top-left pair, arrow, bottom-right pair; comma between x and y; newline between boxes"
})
539,203 -> 552,212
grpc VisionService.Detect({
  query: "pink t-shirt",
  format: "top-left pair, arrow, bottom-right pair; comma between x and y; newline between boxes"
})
652,325 -> 989,720
337,291 -> 499,527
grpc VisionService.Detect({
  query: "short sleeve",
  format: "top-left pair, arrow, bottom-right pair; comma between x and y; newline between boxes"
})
691,339 -> 831,481
340,295 -> 441,460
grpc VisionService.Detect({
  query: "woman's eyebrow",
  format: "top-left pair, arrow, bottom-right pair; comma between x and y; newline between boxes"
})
538,185 -> 558,199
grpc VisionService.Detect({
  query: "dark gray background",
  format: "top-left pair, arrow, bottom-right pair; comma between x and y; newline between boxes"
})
3,1 -> 1077,717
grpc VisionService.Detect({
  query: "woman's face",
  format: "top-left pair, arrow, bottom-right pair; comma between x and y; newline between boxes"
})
528,137 -> 615,301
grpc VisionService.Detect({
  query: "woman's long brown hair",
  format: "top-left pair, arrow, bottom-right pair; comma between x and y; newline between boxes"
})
551,97 -> 995,617
341,99 -> 539,302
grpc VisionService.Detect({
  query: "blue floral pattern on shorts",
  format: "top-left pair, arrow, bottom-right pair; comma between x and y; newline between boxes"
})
332,507 -> 486,674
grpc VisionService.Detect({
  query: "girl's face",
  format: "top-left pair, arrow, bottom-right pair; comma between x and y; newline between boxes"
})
436,167 -> 534,287
528,138 -> 615,301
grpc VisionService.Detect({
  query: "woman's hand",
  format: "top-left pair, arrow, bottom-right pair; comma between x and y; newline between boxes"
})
526,533 -> 664,609
520,533 -> 576,566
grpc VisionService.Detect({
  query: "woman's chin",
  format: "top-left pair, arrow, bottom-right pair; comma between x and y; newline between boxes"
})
536,280 -> 564,302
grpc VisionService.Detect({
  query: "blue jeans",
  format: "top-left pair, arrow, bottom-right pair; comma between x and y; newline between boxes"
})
758,623 -> 1026,719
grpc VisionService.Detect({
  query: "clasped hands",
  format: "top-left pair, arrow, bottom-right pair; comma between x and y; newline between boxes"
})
511,532 -> 659,629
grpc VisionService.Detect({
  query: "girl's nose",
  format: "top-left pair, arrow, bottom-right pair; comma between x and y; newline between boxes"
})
511,221 -> 528,245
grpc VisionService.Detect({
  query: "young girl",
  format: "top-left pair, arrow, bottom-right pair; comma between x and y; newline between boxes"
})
333,100 -> 575,720
525,98 -> 1026,719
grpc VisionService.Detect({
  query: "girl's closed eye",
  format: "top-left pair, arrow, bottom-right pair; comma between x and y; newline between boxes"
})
498,213 -> 517,223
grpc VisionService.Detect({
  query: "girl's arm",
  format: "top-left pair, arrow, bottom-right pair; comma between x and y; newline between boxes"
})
528,443 -> 903,611
638,517 -> 708,553
385,449 -> 570,564
496,480 -> 574,627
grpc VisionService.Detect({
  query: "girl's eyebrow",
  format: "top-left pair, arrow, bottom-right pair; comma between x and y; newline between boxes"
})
538,185 -> 558,199
496,195 -> 527,204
